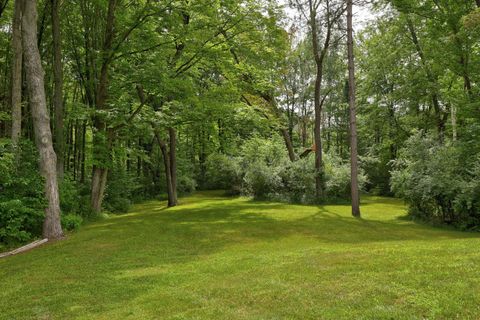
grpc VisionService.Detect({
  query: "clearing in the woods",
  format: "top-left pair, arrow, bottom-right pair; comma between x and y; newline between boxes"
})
1,191 -> 480,319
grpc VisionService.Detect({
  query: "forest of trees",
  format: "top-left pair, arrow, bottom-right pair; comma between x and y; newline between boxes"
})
0,0 -> 479,247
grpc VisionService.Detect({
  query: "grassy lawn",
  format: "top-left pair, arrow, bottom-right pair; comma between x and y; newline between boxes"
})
1,191 -> 480,319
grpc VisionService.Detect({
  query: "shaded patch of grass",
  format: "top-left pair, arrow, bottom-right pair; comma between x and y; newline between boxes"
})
1,191 -> 480,319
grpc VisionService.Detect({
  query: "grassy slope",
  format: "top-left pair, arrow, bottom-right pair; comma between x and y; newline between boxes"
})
1,192 -> 480,320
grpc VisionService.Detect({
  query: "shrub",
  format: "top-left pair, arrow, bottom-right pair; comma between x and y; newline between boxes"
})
279,157 -> 316,203
177,174 -> 197,194
61,214 -> 83,231
391,132 -> 480,228
324,154 -> 367,199
59,176 -> 81,214
0,200 -> 44,244
204,153 -> 242,193
0,140 -> 46,245
104,167 -> 139,213
243,161 -> 283,199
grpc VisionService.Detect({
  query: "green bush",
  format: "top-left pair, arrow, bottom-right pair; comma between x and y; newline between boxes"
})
0,200 -> 44,244
204,153 -> 242,193
61,214 -> 83,231
0,140 -> 47,245
391,132 -> 480,229
104,167 -> 139,213
177,174 -> 197,194
243,161 -> 283,199
324,154 -> 368,199
59,176 -> 81,214
279,157 -> 316,203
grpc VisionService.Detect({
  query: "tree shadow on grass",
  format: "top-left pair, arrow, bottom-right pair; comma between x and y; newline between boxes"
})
2,193 -> 479,319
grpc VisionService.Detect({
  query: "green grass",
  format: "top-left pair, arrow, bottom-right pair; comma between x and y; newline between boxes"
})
1,191 -> 480,319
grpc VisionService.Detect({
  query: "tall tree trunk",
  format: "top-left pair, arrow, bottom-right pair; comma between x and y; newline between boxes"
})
155,131 -> 175,207
281,128 -> 296,161
347,0 -> 360,217
11,0 -> 23,148
51,0 -> 64,179
80,121 -> 86,182
451,104 -> 457,141
91,167 -> 108,213
22,0 -> 63,239
168,127 -> 178,206
310,3 -> 331,199
90,0 -> 116,213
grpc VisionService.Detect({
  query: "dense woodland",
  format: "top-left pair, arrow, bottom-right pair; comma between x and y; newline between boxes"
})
0,0 -> 479,248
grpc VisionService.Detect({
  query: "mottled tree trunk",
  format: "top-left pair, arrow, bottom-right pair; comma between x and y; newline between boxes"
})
310,4 -> 330,199
11,0 -> 23,147
90,0 -> 116,213
281,128 -> 296,162
155,131 -> 175,207
51,0 -> 64,179
169,127 -> 178,206
91,167 -> 108,213
22,0 -> 63,239
347,0 -> 360,217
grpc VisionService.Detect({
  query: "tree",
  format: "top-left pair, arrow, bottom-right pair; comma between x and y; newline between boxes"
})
347,0 -> 360,217
51,0 -> 64,179
10,0 -> 22,148
21,0 -> 63,239
292,0 -> 345,199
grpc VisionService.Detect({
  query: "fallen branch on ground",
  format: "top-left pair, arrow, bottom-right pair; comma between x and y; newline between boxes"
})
0,239 -> 48,259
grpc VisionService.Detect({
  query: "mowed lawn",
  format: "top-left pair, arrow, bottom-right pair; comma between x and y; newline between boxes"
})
1,192 -> 480,320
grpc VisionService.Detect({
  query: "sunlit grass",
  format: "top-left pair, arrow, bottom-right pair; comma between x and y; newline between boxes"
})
1,191 -> 480,319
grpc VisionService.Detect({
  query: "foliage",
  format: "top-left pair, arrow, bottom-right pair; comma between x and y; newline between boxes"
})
61,214 -> 83,232
206,136 -> 367,203
59,176 -> 82,214
325,154 -> 367,200
104,167 -> 139,213
204,154 -> 242,193
391,132 -> 480,229
0,200 -> 44,245
0,140 -> 46,245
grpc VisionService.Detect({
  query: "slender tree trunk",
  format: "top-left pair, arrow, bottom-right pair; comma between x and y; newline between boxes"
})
22,0 -> 63,239
51,0 -> 64,179
90,0 -> 116,213
281,128 -> 296,162
168,127 -> 178,206
451,104 -> 457,141
347,0 -> 360,217
80,121 -> 86,182
310,4 -> 331,199
11,0 -> 23,147
155,131 -> 174,207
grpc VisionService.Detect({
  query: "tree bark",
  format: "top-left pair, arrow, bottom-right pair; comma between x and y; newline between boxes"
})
22,0 -> 63,239
310,2 -> 331,199
51,0 -> 64,179
168,127 -> 178,206
11,0 -> 23,148
155,130 -> 175,207
90,0 -> 116,213
280,128 -> 296,161
347,0 -> 360,217
451,104 -> 457,141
